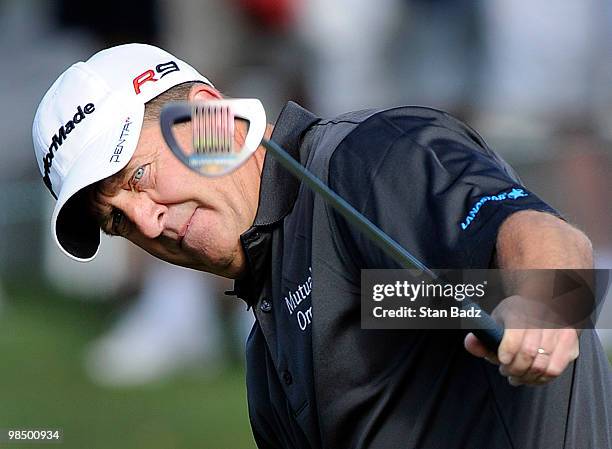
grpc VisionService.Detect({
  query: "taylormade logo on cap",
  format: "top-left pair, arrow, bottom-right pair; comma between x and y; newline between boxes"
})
32,43 -> 214,262
42,103 -> 96,197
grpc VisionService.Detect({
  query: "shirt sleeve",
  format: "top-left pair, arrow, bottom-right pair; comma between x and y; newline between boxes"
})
327,110 -> 561,270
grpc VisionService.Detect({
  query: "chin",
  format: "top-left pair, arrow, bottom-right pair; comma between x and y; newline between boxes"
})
186,257 -> 241,279
181,212 -> 244,276
185,240 -> 242,278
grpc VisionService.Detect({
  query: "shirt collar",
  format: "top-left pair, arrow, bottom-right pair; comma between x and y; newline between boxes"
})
252,101 -> 320,226
230,102 -> 320,305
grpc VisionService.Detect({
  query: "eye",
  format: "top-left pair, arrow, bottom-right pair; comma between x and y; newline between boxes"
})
132,165 -> 146,184
111,209 -> 125,235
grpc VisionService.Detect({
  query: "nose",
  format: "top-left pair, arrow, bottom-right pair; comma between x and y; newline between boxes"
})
124,193 -> 167,239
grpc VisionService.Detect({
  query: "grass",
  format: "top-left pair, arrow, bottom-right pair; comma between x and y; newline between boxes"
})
0,280 -> 256,449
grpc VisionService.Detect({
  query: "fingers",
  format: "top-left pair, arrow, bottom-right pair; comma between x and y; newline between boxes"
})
464,332 -> 498,363
497,328 -> 526,365
542,328 -> 579,381
499,328 -> 543,386
464,326 -> 579,386
496,328 -> 579,386
516,329 -> 554,384
467,294 -> 581,386
498,328 -> 540,385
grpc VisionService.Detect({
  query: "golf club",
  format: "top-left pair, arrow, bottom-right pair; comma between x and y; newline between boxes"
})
160,99 -> 504,350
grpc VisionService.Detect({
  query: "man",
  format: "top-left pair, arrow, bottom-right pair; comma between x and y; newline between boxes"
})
33,44 -> 611,448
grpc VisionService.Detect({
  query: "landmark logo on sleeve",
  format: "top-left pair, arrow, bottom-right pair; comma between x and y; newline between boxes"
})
460,188 -> 529,230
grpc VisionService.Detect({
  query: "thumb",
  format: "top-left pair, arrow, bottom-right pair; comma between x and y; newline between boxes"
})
464,332 -> 499,364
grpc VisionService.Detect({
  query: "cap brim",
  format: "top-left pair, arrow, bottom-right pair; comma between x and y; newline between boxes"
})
51,101 -> 144,262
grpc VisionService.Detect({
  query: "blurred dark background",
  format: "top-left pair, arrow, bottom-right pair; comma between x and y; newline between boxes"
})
0,0 -> 610,448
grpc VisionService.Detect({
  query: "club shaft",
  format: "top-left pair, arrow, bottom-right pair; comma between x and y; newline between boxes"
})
262,138 -> 504,350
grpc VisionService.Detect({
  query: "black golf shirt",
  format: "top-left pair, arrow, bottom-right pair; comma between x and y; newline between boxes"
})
232,102 -> 612,449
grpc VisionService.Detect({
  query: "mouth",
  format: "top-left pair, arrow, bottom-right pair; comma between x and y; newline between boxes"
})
178,208 -> 198,248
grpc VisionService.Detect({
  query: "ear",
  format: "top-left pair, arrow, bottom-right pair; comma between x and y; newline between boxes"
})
188,83 -> 223,101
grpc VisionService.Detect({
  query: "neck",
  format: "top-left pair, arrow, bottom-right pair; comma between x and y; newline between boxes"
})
233,120 -> 273,223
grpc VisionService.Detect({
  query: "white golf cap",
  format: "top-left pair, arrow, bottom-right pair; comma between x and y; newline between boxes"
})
32,43 -> 213,262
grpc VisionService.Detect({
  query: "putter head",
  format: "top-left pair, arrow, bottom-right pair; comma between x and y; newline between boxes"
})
160,98 -> 267,176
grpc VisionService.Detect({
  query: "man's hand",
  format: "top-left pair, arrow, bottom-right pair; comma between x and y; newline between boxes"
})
464,321 -> 580,386
464,210 -> 592,386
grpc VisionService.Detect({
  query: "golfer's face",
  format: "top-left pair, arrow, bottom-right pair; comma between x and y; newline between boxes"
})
91,123 -> 253,278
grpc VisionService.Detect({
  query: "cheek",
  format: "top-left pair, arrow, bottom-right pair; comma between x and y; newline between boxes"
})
156,177 -> 188,199
155,156 -> 205,199
184,210 -> 241,262
126,210 -> 239,273
188,208 -> 233,246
